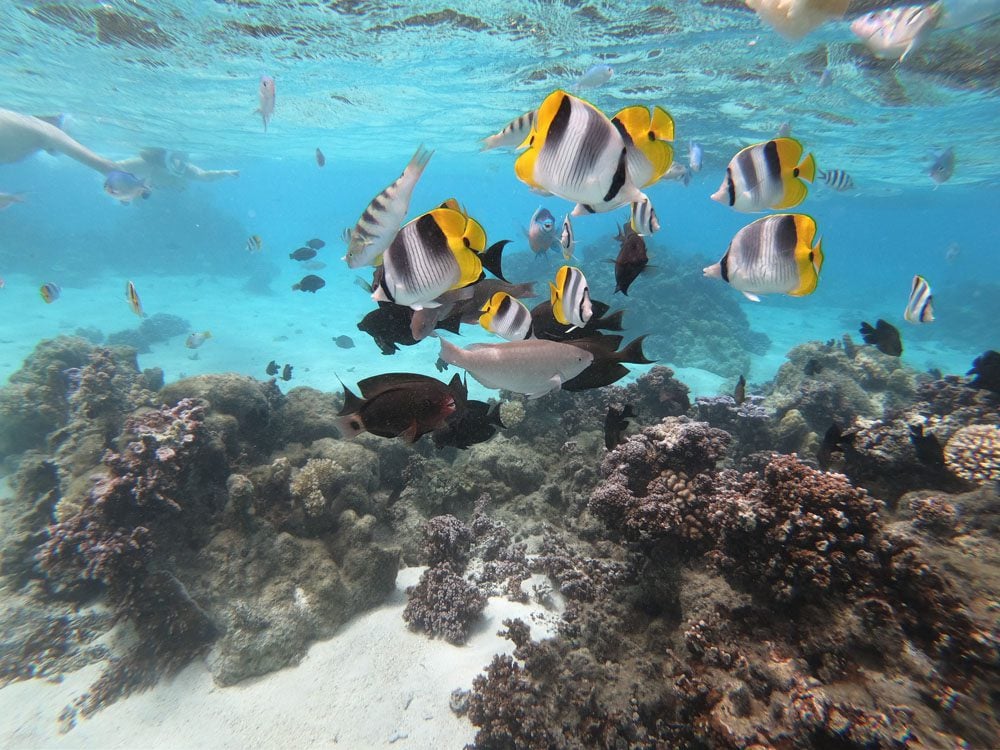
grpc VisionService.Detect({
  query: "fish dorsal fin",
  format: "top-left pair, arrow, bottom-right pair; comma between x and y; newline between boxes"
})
337,382 -> 365,416
613,106 -> 675,185
357,372 -> 441,399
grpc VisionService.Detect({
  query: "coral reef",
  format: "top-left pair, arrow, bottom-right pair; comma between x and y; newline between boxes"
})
764,338 -> 917,455
105,312 -> 190,353
944,424 -> 1000,484
402,563 -> 487,645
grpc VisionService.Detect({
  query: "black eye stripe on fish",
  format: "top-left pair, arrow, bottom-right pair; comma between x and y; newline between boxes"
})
545,94 -> 573,152
726,167 -> 736,206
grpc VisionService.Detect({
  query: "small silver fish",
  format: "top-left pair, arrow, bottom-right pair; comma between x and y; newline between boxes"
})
572,64 -> 613,91
186,330 -> 213,349
257,75 -> 276,132
929,147 -> 955,184
818,169 -> 854,191
688,140 -> 703,172
904,275 -> 934,323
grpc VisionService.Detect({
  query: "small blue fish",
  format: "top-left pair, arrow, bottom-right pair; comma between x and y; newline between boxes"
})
104,171 -> 150,204
526,207 -> 559,256
929,147 -> 955,184
688,140 -> 703,172
573,64 -> 613,91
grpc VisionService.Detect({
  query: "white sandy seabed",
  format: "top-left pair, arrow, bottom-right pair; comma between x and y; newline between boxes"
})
0,568 -> 561,749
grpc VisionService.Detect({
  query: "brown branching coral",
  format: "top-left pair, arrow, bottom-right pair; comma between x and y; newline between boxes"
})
944,424 -> 1000,484
402,563 -> 486,645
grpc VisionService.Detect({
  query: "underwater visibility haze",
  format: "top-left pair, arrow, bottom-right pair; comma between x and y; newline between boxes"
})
0,1 -> 998,748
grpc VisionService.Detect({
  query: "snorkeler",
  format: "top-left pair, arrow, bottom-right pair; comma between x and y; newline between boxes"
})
114,148 -> 239,190
0,107 -> 118,174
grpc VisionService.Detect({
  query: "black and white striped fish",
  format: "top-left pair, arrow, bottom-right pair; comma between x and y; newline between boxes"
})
372,205 -> 490,311
560,214 -> 575,261
630,196 -> 660,235
818,168 -> 854,191
703,214 -> 824,301
903,274 -> 934,323
549,265 -> 593,331
344,144 -> 433,269
711,138 -> 816,212
480,110 -> 536,151
479,292 -> 533,341
515,90 -> 644,209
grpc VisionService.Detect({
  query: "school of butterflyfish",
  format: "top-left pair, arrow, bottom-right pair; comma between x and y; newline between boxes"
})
317,87 -> 939,446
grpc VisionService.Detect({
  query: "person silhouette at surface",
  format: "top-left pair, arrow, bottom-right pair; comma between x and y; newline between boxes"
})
0,107 -> 118,174
114,148 -> 239,190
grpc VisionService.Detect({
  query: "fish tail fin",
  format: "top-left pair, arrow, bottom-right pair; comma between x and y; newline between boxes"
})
617,335 -> 655,365
650,106 -> 675,142
410,144 -> 434,174
480,240 -> 509,282
204,331 -> 213,339
598,309 -> 625,331
797,152 -> 817,183
790,217 -> 822,297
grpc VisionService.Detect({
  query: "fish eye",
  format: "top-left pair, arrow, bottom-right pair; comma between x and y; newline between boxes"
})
349,419 -> 361,429
793,168 -> 800,177
463,237 -> 470,248
808,251 -> 814,262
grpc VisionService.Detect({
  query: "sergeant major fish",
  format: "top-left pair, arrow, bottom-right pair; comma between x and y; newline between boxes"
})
703,214 -> 824,301
344,144 -> 433,269
40,282 -> 61,303
818,168 -> 854,191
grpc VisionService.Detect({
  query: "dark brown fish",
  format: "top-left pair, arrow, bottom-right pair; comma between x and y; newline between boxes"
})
292,274 -> 326,292
859,319 -> 902,357
432,383 -> 504,450
734,375 -> 746,405
315,147 -> 326,167
334,372 -> 464,443
281,364 -> 293,381
604,403 -> 635,450
306,238 -> 325,250
290,247 -> 318,261
562,335 -> 654,391
817,422 -> 857,471
612,223 -> 649,295
265,360 -> 279,376
909,424 -> 944,468
358,302 -> 461,355
530,299 -> 624,342
967,350 -> 1000,394
334,335 -> 355,349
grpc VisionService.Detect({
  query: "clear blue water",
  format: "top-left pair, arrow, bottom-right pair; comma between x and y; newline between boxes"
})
1,2 -> 998,393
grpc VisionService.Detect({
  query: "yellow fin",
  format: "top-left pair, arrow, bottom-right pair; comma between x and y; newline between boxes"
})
640,141 -> 674,186
612,105 -> 651,139
549,275 -> 569,325
515,90 -> 568,186
789,216 -> 822,296
773,137 -> 804,168
514,147 -> 541,189
796,152 -> 817,183
464,217 -> 487,254
650,106 -> 675,142
774,177 -> 808,209
451,242 -> 483,289
430,207 -> 469,247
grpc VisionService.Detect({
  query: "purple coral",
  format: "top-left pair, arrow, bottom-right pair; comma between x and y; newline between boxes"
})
402,564 -> 487,645
421,514 -> 473,567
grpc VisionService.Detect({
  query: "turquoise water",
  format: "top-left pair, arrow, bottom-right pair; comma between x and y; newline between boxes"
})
1,2 -> 999,746
0,2 -> 997,392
